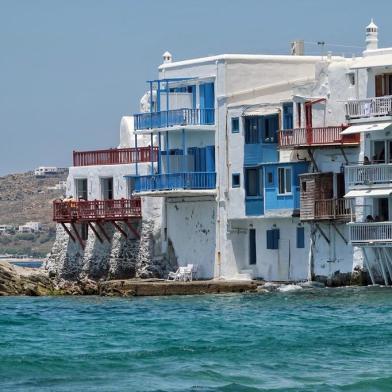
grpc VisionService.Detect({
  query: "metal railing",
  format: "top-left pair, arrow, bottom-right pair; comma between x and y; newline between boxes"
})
345,95 -> 392,119
134,172 -> 216,192
53,198 -> 142,223
134,108 -> 215,130
313,198 -> 352,220
278,126 -> 359,148
345,163 -> 392,188
349,221 -> 392,243
73,147 -> 158,166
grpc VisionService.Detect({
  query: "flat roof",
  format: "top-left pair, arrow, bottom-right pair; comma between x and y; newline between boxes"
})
159,53 -> 346,70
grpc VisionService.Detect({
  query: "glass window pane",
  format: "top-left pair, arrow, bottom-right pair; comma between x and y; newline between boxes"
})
285,168 -> 292,193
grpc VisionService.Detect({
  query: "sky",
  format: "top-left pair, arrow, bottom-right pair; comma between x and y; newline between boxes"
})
0,0 -> 390,175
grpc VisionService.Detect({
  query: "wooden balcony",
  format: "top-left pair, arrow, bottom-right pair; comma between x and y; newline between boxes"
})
349,222 -> 392,245
73,147 -> 158,167
345,163 -> 392,188
278,126 -> 359,149
301,198 -> 352,221
134,108 -> 215,130
53,198 -> 142,223
346,95 -> 392,120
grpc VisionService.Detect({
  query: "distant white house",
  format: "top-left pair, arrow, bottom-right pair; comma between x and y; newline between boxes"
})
18,221 -> 42,233
34,167 -> 67,177
0,225 -> 15,234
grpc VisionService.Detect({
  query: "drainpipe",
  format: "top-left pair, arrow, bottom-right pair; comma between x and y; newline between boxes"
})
215,59 -> 222,279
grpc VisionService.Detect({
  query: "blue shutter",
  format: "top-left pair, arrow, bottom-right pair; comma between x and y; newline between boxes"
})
205,146 -> 215,172
273,229 -> 280,249
297,227 -> 305,248
266,230 -> 273,249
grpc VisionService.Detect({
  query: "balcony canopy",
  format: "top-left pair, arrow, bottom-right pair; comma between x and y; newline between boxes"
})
341,122 -> 392,135
345,189 -> 392,198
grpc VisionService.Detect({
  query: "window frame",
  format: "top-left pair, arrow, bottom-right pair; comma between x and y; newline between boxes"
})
231,117 -> 240,134
277,167 -> 292,195
232,173 -> 240,188
245,168 -> 261,197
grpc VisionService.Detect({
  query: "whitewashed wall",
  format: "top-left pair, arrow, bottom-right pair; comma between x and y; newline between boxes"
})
166,197 -> 216,279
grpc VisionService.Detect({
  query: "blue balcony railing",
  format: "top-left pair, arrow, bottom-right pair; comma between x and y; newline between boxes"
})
134,108 -> 215,130
134,172 -> 216,192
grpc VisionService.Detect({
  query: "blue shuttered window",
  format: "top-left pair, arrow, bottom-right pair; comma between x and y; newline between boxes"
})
266,229 -> 280,249
283,103 -> 293,129
296,227 -> 305,248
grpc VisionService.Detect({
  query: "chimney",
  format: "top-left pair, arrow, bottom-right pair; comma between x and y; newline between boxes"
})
162,51 -> 173,64
291,40 -> 304,56
365,19 -> 378,51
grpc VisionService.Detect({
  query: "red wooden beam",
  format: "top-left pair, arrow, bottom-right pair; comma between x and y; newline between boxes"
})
111,221 -> 127,238
70,222 -> 85,249
88,222 -> 103,243
61,223 -> 76,242
96,221 -> 111,242
125,220 -> 140,239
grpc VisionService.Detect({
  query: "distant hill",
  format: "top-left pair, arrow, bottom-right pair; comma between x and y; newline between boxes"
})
0,171 -> 68,257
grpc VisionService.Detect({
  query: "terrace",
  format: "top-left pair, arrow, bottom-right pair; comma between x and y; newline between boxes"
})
278,126 -> 360,149
346,95 -> 392,121
73,147 -> 158,167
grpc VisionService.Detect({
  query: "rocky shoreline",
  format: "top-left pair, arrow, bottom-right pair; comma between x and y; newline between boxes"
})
0,261 -> 261,297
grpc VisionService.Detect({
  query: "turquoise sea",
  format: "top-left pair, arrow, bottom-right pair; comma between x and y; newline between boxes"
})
1,287 -> 392,391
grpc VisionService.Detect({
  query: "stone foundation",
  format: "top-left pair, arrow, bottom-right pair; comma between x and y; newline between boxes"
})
45,218 -> 177,281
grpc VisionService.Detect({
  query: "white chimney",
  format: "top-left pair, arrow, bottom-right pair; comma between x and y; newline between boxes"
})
163,51 -> 173,64
365,19 -> 378,51
290,40 -> 304,56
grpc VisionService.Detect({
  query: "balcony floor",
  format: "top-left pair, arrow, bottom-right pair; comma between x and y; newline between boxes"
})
136,189 -> 217,197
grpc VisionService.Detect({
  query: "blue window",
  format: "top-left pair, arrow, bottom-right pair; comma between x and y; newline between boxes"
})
232,173 -> 240,188
266,170 -> 274,186
249,229 -> 256,265
245,168 -> 261,196
278,167 -> 292,194
297,227 -> 305,248
231,117 -> 240,133
283,103 -> 293,129
244,115 -> 279,144
266,228 -> 280,250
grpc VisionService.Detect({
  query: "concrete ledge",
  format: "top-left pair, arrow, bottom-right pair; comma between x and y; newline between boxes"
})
99,279 -> 260,297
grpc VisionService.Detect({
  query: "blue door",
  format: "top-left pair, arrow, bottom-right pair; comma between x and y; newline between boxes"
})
199,83 -> 215,124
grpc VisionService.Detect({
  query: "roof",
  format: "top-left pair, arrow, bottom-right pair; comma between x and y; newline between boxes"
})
350,54 -> 392,69
159,54 -> 346,70
341,122 -> 392,134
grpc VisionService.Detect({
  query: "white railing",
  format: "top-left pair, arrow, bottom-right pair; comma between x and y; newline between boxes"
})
346,95 -> 392,119
345,164 -> 392,188
349,222 -> 392,243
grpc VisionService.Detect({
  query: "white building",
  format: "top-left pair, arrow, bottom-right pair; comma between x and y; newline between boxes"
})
47,21 -> 392,285
19,222 -> 42,233
34,167 -> 67,177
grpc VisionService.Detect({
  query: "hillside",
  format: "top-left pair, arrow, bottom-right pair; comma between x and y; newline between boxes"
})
0,171 -> 68,257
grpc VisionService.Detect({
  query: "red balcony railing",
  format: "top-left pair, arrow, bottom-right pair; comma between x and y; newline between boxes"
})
73,147 -> 158,167
53,198 -> 142,223
278,126 -> 360,148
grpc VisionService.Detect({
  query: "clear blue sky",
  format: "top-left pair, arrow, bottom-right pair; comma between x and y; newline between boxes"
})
0,0 -> 389,175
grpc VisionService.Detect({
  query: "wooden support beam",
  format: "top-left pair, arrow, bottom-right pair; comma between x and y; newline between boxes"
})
61,223 -> 76,242
70,222 -> 85,249
96,221 -> 110,242
112,221 -> 127,238
331,222 -> 348,245
88,222 -> 103,243
363,247 -> 376,285
125,220 -> 141,239
314,223 -> 330,244
339,146 -> 349,165
307,148 -> 319,172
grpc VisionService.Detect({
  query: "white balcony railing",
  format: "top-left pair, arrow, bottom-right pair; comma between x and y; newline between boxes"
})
345,164 -> 392,188
346,95 -> 392,119
349,222 -> 392,244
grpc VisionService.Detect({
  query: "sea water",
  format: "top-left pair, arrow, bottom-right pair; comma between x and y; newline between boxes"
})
1,287 -> 392,391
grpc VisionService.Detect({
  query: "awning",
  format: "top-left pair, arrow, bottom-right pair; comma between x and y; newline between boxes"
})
341,122 -> 392,135
345,189 -> 392,198
242,107 -> 280,116
350,54 -> 392,70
